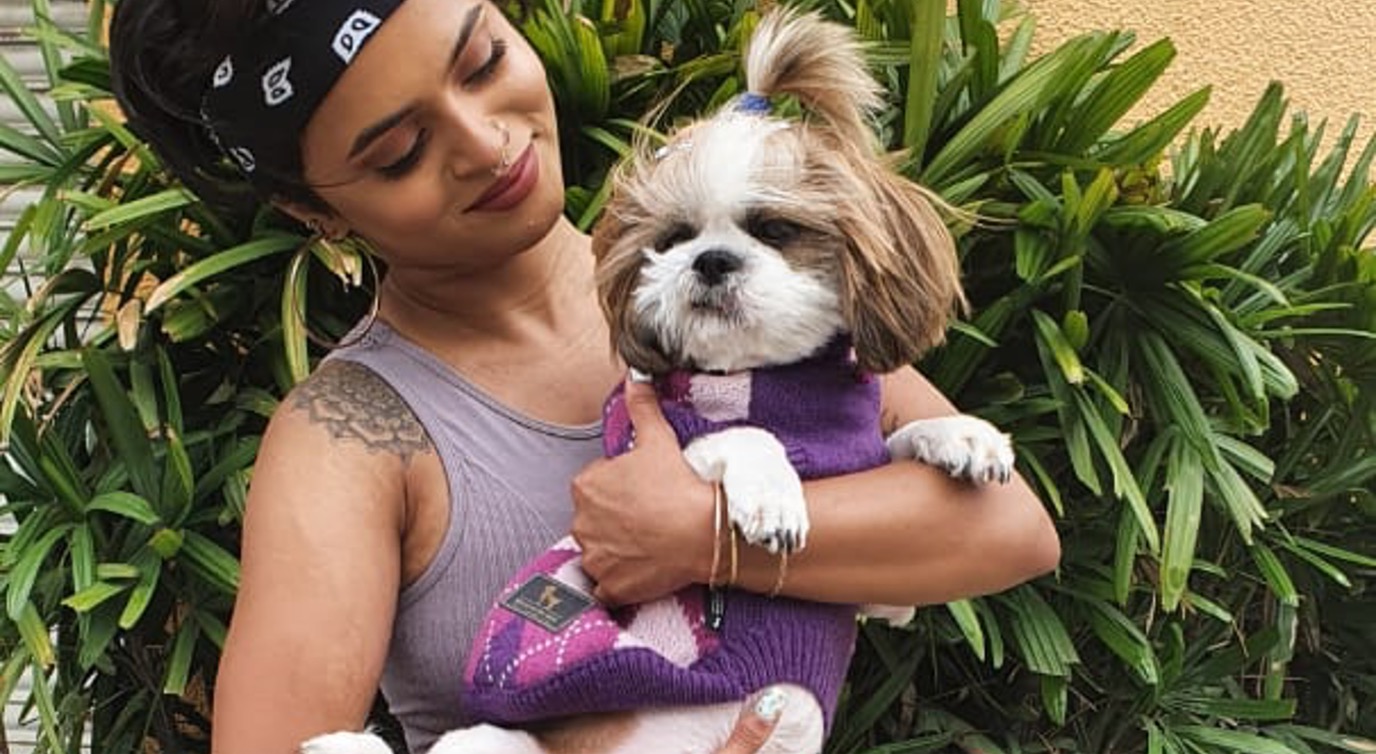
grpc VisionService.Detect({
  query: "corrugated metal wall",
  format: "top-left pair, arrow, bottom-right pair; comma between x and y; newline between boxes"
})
1,4 -> 91,751
1,0 -> 86,308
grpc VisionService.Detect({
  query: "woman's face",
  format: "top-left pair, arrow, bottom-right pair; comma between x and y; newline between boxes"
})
298,0 -> 565,271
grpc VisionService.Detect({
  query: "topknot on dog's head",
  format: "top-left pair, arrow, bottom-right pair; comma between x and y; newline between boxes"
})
742,8 -> 883,149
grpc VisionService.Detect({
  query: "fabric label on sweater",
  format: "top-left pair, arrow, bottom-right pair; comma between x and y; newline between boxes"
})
500,574 -> 595,633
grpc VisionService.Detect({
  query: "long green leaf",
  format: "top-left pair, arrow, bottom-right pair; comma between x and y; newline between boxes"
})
282,246 -> 312,384
1292,537 -> 1376,569
955,0 -> 998,100
119,549 -> 162,629
1161,203 -> 1271,269
31,0 -> 81,130
1174,696 -> 1296,721
62,581 -> 130,613
1075,391 -> 1159,552
945,598 -> 985,661
145,233 -> 300,313
180,530 -> 241,595
24,657 -> 62,751
1161,441 -> 1204,611
1211,456 -> 1269,543
163,620 -> 200,695
83,187 -> 195,230
6,523 -> 72,620
1082,598 -> 1160,684
1032,309 -> 1085,384
902,0 -> 944,162
87,491 -> 161,525
0,120 -> 60,164
1251,541 -> 1299,607
1177,726 -> 1300,754
1004,586 -> 1079,676
17,602 -> 55,667
82,349 -> 160,505
1269,726 -> 1376,754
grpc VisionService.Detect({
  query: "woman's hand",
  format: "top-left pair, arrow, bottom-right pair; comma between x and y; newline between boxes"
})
570,378 -> 713,606
715,687 -> 788,754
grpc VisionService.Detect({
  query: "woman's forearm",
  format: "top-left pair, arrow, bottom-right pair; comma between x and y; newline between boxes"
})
574,373 -> 1060,608
723,461 -> 1060,606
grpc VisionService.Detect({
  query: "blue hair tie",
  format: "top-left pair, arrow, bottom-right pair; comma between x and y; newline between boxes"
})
735,92 -> 771,115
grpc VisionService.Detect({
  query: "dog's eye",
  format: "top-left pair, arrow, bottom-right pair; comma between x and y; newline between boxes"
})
748,216 -> 802,247
654,223 -> 696,252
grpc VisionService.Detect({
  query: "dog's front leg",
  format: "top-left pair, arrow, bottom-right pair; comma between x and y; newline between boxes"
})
886,415 -> 1015,485
684,427 -> 808,554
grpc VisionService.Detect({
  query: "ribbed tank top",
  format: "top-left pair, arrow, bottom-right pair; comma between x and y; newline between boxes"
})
327,320 -> 605,754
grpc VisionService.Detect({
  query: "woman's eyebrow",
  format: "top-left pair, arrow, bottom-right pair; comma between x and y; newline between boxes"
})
446,3 -> 486,70
347,3 -> 485,159
349,106 -> 418,158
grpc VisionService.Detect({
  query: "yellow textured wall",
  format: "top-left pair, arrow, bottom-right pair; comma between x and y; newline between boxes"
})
1023,0 -> 1376,147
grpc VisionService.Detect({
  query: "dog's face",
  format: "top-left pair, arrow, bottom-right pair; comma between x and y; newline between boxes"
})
594,110 -> 963,376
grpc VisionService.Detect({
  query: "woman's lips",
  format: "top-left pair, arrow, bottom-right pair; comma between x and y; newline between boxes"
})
466,144 -> 538,212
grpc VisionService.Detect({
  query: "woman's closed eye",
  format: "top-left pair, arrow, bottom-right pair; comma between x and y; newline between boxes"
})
377,129 -> 430,180
464,37 -> 507,86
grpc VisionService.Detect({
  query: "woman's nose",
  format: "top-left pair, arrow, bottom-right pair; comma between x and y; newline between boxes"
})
435,101 -> 508,181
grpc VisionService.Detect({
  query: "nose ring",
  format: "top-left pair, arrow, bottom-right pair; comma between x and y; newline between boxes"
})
491,120 -> 512,175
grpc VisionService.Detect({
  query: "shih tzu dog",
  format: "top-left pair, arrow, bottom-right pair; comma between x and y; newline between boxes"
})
304,9 -> 1012,754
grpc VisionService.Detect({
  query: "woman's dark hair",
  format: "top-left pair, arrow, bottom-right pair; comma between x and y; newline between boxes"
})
109,0 -> 329,213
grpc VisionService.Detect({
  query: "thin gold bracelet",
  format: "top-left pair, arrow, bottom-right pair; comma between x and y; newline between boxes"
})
728,524 -> 740,588
708,482 -> 724,588
768,550 -> 789,598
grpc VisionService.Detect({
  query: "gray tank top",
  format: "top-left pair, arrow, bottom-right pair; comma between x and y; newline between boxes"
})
329,320 -> 605,753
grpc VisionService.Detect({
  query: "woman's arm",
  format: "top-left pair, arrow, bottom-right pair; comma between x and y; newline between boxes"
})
572,368 -> 1059,606
213,362 -> 421,754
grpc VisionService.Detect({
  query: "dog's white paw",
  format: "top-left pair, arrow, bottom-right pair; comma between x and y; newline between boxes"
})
724,458 -> 808,554
299,731 -> 394,754
429,724 -> 545,754
887,415 -> 1014,485
685,427 -> 809,554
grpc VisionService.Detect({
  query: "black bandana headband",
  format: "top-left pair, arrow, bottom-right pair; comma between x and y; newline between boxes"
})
202,0 -> 406,178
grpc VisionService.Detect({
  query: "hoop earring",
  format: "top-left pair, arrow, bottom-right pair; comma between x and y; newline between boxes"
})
285,232 -> 381,351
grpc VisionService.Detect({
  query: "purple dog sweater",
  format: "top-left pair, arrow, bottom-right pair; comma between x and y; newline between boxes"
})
461,337 -> 888,731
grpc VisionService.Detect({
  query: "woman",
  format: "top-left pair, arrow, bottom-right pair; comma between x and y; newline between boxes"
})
109,1 -> 1061,752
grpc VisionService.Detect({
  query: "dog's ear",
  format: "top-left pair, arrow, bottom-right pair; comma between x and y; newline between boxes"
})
833,151 -> 966,374
591,205 -> 675,375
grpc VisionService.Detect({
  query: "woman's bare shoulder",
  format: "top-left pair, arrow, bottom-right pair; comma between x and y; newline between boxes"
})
244,358 -> 440,540
276,358 -> 433,462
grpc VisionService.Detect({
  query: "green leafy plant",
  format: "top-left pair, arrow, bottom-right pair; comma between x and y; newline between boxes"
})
0,1 -> 1373,752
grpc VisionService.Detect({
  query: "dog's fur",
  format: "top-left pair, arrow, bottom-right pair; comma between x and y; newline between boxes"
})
303,10 -> 1013,754
595,21 -> 961,378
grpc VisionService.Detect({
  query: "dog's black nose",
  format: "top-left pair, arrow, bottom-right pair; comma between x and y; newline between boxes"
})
693,249 -> 743,286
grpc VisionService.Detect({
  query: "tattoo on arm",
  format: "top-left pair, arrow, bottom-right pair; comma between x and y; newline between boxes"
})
292,361 -> 434,462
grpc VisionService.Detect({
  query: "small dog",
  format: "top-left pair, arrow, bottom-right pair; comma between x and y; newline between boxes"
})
304,10 -> 1012,754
